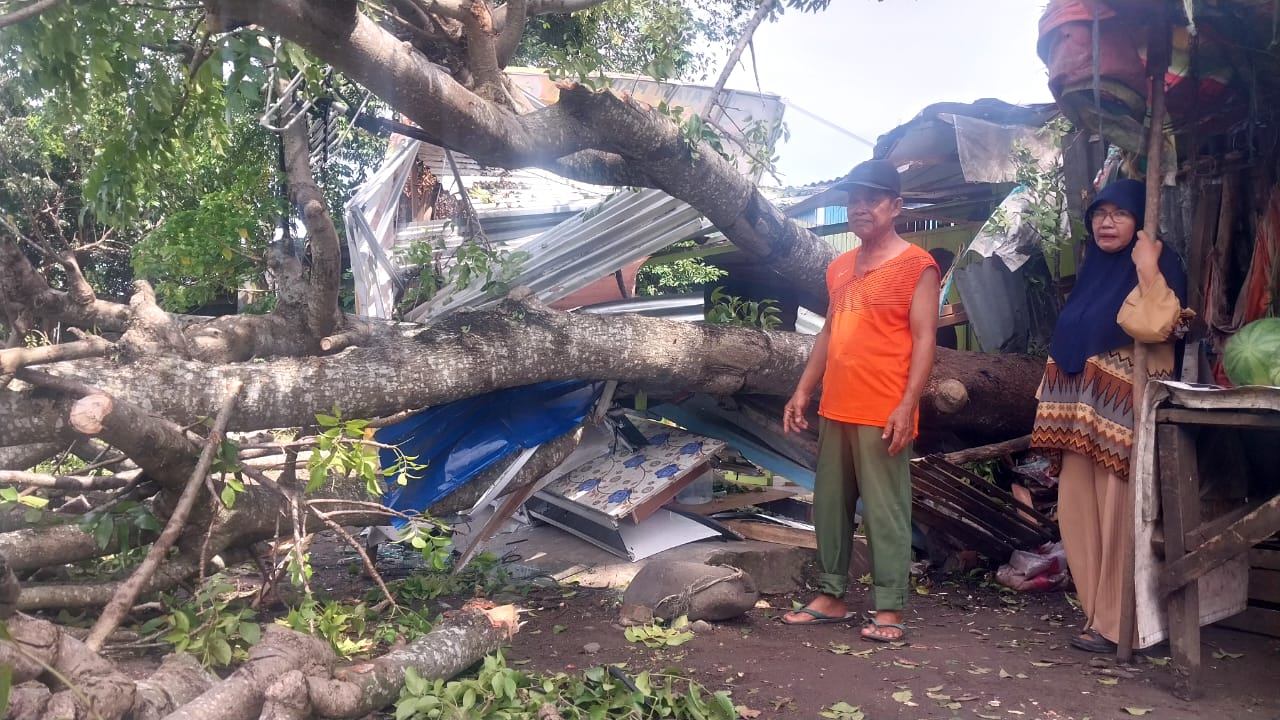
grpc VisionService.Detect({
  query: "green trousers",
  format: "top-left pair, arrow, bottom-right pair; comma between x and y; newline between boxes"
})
813,417 -> 912,610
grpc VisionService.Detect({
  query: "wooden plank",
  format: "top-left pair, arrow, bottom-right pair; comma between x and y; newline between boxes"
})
1214,605 -> 1280,639
913,461 -> 1055,540
938,303 -> 968,329
1185,502 -> 1262,552
910,471 -> 1047,548
1157,407 -> 1280,429
667,487 -> 801,517
1157,422 -> 1202,697
937,436 -> 1031,466
911,501 -> 1013,560
919,457 -> 1057,529
1247,568 -> 1280,604
1251,548 -> 1280,571
720,520 -> 817,550
1161,491 -> 1280,595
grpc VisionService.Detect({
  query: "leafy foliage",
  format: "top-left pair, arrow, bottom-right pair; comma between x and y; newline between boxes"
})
131,156 -> 277,311
308,407 -> 427,497
705,286 -> 781,329
985,117 -> 1077,288
395,237 -> 529,316
280,597 -> 377,657
143,574 -> 259,668
396,651 -> 736,720
635,244 -> 726,296
622,615 -> 694,648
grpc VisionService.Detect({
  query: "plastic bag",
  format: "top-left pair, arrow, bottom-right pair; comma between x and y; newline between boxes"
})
995,541 -> 1071,593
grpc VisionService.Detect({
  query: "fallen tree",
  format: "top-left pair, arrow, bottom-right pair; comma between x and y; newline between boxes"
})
0,1 -> 1047,717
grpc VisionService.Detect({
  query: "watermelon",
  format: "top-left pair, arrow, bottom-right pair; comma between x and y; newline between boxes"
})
1223,317 -> 1280,387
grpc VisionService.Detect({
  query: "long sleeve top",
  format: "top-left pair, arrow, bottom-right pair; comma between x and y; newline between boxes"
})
1030,275 -> 1184,479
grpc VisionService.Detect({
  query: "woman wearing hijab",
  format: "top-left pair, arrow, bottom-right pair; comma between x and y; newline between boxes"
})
1031,178 -> 1188,654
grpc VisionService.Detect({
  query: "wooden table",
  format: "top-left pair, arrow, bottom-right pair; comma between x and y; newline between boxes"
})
1155,405 -> 1280,699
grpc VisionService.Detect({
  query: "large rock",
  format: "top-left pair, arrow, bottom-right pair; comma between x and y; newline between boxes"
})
619,561 -> 759,626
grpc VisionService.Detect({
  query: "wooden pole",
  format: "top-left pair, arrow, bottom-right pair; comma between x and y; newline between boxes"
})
1117,11 -> 1171,663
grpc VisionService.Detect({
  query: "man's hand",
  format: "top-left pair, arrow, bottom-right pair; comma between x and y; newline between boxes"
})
881,403 -> 914,456
1132,229 -> 1163,291
783,390 -> 811,433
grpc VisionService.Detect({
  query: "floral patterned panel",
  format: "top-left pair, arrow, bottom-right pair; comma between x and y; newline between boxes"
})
541,419 -> 726,521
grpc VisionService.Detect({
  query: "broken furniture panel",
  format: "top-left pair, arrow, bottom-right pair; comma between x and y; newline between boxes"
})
528,419 -> 730,560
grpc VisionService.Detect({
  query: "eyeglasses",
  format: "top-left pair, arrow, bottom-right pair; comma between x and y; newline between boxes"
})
1092,209 -> 1135,224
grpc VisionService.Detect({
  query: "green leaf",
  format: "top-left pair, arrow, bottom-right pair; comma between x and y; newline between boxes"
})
239,622 -> 261,645
220,484 -> 237,508
93,515 -> 115,549
1123,709 -> 1153,716
209,637 -> 233,666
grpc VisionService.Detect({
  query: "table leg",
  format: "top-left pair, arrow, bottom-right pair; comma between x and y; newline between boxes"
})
1158,422 -> 1201,699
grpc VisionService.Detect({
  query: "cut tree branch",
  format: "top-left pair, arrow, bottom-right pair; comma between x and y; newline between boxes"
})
0,468 -> 139,491
85,380 -> 243,652
0,336 -> 115,376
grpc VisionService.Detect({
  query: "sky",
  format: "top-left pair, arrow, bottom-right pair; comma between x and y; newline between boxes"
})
719,0 -> 1055,186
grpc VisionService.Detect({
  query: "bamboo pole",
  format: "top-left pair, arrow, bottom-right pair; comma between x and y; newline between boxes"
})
1117,11 -> 1171,663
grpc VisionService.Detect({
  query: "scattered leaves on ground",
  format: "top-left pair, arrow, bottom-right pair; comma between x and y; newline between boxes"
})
820,701 -> 864,719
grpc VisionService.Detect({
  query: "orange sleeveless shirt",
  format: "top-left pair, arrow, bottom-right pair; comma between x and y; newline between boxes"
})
819,244 -> 937,430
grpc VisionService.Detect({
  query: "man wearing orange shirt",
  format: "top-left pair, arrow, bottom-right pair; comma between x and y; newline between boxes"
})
781,160 -> 939,642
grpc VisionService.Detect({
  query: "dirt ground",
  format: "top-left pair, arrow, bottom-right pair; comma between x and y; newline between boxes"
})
503,580 -> 1280,720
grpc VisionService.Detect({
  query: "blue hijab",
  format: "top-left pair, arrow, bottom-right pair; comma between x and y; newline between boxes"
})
1048,179 -> 1188,375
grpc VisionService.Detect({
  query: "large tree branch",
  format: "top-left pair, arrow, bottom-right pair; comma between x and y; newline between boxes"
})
0,301 -> 811,444
0,0 -> 64,29
494,0 -> 526,67
281,116 -> 342,340
206,0 -> 836,304
494,0 -> 604,24
0,238 -> 131,333
0,302 -> 1046,449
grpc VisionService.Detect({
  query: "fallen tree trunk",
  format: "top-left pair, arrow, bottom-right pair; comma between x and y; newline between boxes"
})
0,301 -> 1043,450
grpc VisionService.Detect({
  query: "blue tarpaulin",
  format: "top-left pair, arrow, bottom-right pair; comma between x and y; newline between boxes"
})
376,380 -> 603,523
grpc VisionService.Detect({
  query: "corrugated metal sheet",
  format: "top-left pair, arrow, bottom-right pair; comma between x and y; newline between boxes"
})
348,71 -> 786,322
405,189 -> 710,322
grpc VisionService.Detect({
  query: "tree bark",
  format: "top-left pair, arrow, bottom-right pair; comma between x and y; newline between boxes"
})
160,625 -> 335,720
304,604 -> 517,718
1,303 -> 1042,450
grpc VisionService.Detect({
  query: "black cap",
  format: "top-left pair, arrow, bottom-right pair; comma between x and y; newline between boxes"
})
832,159 -> 901,196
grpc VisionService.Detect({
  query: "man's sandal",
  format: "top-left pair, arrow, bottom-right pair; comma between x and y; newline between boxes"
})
780,607 -> 857,625
860,621 -> 908,643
